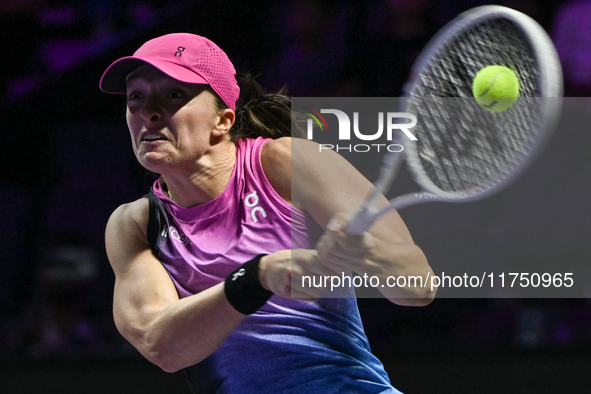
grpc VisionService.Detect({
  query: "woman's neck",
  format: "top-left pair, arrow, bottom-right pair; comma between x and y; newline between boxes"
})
160,141 -> 237,207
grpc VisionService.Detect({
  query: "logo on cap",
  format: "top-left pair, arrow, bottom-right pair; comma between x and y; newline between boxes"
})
175,46 -> 185,57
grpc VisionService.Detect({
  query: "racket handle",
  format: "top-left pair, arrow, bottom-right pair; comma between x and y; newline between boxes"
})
345,207 -> 378,236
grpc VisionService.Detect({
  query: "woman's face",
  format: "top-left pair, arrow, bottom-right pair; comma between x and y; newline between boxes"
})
125,64 -> 224,173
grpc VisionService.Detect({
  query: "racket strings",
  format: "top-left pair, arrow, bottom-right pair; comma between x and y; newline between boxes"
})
407,17 -> 545,195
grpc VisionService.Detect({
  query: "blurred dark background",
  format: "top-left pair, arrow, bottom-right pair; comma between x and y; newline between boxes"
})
1,0 -> 591,393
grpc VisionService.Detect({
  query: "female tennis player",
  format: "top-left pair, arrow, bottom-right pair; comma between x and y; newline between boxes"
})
101,33 -> 434,393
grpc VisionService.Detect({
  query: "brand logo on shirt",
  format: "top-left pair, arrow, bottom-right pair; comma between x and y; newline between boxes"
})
161,225 -> 192,245
245,191 -> 267,223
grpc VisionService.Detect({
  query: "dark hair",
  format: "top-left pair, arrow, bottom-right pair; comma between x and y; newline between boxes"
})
214,74 -> 305,141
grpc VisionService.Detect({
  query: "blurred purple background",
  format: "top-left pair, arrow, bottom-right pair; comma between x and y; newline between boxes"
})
1,1 -> 591,393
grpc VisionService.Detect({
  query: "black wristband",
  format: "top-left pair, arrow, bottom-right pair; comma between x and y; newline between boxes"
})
224,254 -> 273,315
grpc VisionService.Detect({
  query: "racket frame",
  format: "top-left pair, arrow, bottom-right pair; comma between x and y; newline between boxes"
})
345,5 -> 563,235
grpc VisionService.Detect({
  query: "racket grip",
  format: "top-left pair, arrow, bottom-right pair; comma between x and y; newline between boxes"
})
344,208 -> 376,236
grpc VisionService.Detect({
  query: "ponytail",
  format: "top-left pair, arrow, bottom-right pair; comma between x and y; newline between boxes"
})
214,74 -> 305,141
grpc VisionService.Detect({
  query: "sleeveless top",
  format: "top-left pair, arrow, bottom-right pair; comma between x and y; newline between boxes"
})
144,137 -> 400,394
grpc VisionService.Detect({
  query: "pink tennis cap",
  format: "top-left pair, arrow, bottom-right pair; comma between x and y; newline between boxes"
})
100,33 -> 240,110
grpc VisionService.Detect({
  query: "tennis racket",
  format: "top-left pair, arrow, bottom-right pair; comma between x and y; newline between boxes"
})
345,5 -> 563,235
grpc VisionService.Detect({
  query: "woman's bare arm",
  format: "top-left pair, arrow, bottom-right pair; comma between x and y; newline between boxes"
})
105,199 -> 245,372
261,137 -> 435,304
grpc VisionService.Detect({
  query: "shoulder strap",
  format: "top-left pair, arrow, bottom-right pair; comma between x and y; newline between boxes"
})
143,190 -> 165,254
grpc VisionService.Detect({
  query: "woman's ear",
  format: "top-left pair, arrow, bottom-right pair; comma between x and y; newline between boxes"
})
212,109 -> 236,137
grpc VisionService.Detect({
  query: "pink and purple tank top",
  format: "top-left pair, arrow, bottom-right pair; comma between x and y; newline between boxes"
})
145,137 -> 399,393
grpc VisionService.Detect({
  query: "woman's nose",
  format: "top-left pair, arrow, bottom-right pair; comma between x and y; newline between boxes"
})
141,97 -> 164,123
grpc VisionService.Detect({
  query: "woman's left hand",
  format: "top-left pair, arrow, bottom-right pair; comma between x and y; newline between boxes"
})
316,212 -> 436,305
262,137 -> 436,305
316,212 -> 375,274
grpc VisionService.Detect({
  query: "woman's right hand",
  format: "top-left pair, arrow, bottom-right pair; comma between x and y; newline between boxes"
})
258,249 -> 339,300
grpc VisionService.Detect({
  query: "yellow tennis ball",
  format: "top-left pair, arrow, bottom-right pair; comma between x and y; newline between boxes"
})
472,65 -> 520,112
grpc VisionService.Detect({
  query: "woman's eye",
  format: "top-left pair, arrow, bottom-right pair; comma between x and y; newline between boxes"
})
168,90 -> 184,99
127,91 -> 143,101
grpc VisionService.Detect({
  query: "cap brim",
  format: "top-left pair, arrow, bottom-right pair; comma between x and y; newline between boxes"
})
99,57 -> 209,94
